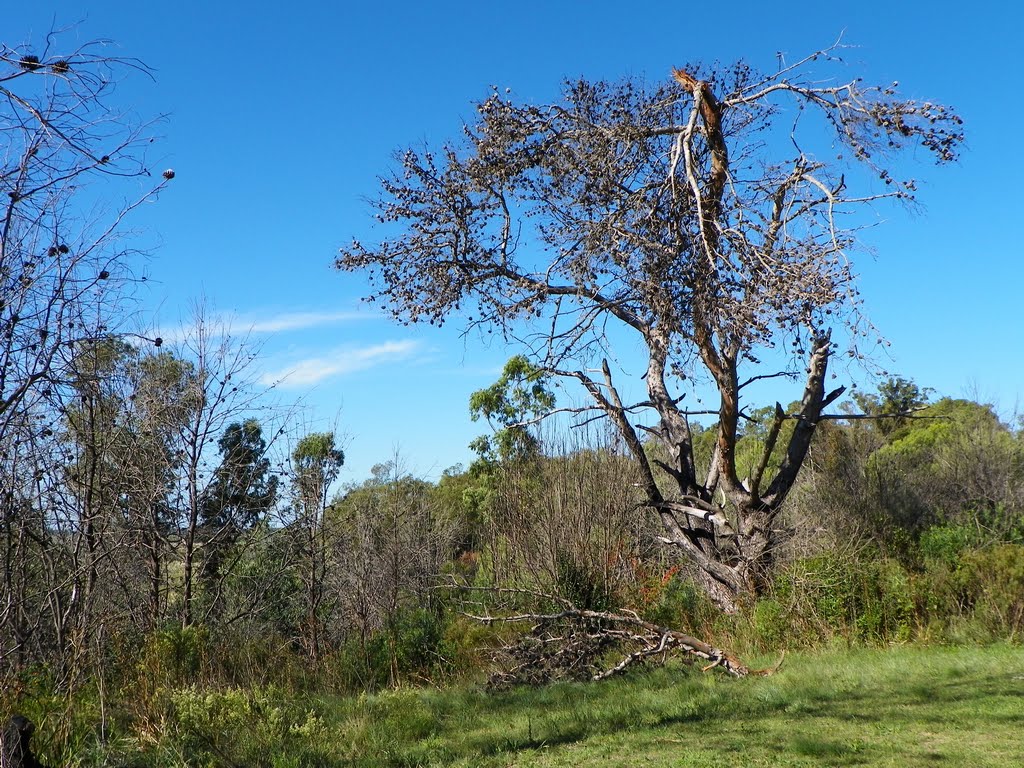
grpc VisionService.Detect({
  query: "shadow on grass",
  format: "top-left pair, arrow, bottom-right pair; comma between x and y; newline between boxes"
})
331,647 -> 1024,767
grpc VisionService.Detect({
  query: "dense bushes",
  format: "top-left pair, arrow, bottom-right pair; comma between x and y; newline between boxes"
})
11,541 -> 1024,766
625,524 -> 1024,655
738,539 -> 1024,650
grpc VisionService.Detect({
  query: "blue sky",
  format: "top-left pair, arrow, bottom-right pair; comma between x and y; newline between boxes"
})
8,2 -> 1022,482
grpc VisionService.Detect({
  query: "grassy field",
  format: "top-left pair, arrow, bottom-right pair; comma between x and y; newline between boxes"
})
292,645 -> 1024,768
104,644 -> 1023,767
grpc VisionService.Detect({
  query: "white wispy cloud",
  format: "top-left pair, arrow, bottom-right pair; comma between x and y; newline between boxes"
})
246,310 -> 369,333
260,340 -> 421,388
155,308 -> 372,343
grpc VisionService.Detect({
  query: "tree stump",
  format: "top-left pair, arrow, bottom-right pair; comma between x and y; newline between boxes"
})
1,716 -> 48,768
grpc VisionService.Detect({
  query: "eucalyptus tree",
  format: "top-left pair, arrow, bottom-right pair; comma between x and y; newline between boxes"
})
337,43 -> 962,610
199,419 -> 279,584
290,431 -> 344,661
63,341 -> 197,634
468,355 -> 555,467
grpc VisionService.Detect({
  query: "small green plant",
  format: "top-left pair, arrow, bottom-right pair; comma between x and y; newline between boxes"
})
751,598 -> 788,650
920,524 -> 976,566
154,685 -> 334,767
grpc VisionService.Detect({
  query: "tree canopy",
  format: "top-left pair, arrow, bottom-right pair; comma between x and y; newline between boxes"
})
337,43 -> 962,610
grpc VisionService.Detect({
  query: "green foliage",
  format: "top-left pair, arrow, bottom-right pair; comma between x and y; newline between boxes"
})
791,388 -> 1024,563
213,524 -> 304,640
750,599 -> 788,650
202,419 -> 278,531
768,552 -> 914,645
0,673 -> 119,768
142,625 -> 211,689
292,431 -> 345,511
439,615 -> 496,677
733,404 -> 794,486
469,356 -> 555,466
328,608 -> 456,692
852,375 -> 931,435
388,607 -> 455,681
741,537 -> 1024,648
10,365 -> 1024,766
555,555 -> 609,611
857,559 -> 914,643
163,685 -> 332,767
636,573 -> 718,638
864,397 -> 1023,547
919,524 -> 976,566
961,545 -> 1024,636
434,464 -> 493,554
200,420 -> 279,596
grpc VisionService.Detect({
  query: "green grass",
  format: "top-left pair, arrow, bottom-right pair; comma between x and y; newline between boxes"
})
290,645 -> 1024,768
106,644 -> 1024,767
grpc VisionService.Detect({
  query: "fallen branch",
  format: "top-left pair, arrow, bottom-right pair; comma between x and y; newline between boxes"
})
461,598 -> 781,687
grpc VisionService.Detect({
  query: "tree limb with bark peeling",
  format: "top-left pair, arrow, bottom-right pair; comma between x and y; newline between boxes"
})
336,42 -> 962,612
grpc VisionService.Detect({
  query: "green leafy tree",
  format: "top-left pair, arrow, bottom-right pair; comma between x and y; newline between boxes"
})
291,431 -> 344,662
202,420 -> 278,532
199,419 -> 279,592
469,355 -> 555,467
852,376 -> 932,435
868,398 -> 1024,542
433,464 -> 492,556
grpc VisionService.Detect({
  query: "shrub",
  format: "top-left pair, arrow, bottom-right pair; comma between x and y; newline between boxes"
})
962,544 -> 1024,636
750,599 -> 788,650
326,607 -> 456,692
141,625 -> 210,688
555,554 -> 609,611
920,524 -> 976,567
639,573 -> 717,638
768,551 -> 915,645
163,685 -> 331,767
856,558 -> 914,643
389,607 -> 454,682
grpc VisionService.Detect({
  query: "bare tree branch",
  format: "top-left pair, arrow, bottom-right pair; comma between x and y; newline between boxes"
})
336,44 -> 962,610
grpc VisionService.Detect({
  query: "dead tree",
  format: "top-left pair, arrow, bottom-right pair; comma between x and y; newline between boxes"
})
1,37 -> 170,436
170,307 -> 276,629
337,42 -> 962,611
0,32 -> 171,679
